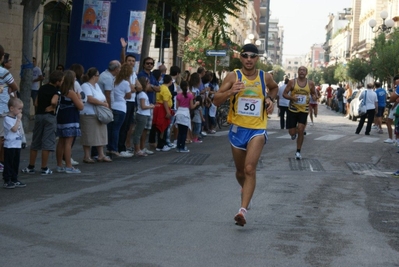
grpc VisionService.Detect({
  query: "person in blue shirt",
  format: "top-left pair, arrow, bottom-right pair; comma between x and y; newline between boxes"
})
137,57 -> 160,149
374,81 -> 387,134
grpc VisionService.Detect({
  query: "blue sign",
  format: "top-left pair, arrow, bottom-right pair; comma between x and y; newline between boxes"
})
206,50 -> 227,57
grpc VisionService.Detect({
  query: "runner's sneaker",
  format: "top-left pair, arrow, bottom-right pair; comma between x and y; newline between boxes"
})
384,138 -> 394,144
234,208 -> 247,227
295,152 -> 302,160
13,181 -> 26,188
291,134 -> 297,140
22,167 -> 35,174
143,148 -> 154,155
309,122 -> 314,126
41,168 -> 53,175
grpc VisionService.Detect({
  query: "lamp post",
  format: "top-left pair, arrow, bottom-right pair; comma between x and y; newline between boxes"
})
244,34 -> 262,46
369,10 -> 395,33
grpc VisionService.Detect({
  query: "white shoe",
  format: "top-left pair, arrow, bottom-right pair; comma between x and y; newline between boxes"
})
309,122 -> 314,126
295,152 -> 302,160
143,148 -> 154,155
156,145 -> 171,152
62,158 -> 79,166
384,138 -> 394,144
119,151 -> 134,157
201,131 -> 207,136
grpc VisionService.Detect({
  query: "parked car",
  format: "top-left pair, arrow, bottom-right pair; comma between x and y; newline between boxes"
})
348,89 -> 364,121
319,84 -> 338,104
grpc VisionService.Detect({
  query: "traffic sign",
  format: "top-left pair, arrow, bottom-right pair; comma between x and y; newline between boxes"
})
206,50 -> 227,57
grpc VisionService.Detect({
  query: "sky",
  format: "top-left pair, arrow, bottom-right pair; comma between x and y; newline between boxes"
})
269,0 -> 352,57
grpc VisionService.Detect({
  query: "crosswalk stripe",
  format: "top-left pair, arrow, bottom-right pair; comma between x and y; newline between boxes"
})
353,137 -> 380,143
314,134 -> 345,141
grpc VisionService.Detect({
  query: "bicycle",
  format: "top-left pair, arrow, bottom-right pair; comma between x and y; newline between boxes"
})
216,100 -> 230,129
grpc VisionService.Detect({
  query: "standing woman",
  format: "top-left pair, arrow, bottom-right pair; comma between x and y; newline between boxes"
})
80,67 -> 112,163
107,63 -> 133,157
344,84 -> 352,118
175,81 -> 199,152
55,70 -> 84,173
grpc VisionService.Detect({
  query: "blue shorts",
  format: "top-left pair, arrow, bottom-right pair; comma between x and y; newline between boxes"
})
228,125 -> 267,150
376,107 -> 385,117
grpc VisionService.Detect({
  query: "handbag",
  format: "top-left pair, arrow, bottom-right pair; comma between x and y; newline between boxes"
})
94,105 -> 113,124
358,91 -> 367,116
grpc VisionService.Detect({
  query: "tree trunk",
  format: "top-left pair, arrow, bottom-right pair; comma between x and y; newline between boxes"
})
139,9 -> 154,71
171,11 -> 179,66
20,0 -> 41,132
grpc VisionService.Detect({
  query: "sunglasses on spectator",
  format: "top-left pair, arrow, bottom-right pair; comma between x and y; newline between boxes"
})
240,53 -> 258,59
145,62 -> 154,65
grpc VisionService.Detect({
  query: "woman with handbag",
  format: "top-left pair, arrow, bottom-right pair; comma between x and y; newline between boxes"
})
80,67 -> 112,163
355,83 -> 378,135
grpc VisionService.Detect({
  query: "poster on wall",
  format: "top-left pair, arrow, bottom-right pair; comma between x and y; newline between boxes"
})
80,0 -> 111,43
126,11 -> 146,54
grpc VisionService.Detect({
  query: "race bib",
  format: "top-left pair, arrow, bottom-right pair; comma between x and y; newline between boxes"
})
296,94 -> 307,104
237,97 -> 262,117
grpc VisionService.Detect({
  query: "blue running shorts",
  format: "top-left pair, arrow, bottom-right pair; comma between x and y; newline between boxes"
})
228,124 -> 268,150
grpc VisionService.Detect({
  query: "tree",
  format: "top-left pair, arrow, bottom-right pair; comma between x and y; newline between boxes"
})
308,68 -> 323,85
346,58 -> 371,83
334,64 -> 347,83
369,29 -> 399,84
20,0 -> 43,131
142,0 -> 246,67
322,65 -> 339,85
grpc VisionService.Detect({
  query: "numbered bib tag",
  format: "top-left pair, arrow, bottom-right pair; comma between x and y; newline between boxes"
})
237,97 -> 262,117
296,94 -> 307,104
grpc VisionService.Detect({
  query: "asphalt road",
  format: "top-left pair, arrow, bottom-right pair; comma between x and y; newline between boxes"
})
0,104 -> 398,267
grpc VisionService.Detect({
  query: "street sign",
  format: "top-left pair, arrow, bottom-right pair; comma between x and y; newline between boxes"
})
206,50 -> 227,57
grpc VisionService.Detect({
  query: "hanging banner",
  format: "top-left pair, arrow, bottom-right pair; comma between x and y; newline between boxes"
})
80,0 -> 111,43
126,11 -> 146,54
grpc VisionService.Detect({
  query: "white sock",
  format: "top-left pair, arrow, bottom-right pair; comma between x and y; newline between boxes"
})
239,207 -> 247,214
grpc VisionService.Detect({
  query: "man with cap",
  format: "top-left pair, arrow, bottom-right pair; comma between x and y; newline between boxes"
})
214,43 -> 278,227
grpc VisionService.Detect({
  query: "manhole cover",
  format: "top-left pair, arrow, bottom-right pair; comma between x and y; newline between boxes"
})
289,158 -> 325,172
346,162 -> 387,177
170,153 -> 210,165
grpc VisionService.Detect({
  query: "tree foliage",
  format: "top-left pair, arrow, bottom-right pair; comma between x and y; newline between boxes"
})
308,69 -> 323,85
334,64 -> 347,83
369,29 -> 399,83
322,65 -> 339,85
346,58 -> 371,83
143,0 -> 246,66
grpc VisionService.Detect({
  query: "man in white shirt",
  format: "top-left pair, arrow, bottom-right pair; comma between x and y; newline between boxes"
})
98,60 -> 121,108
31,57 -> 44,104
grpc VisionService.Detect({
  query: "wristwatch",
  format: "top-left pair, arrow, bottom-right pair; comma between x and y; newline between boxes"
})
267,96 -> 275,102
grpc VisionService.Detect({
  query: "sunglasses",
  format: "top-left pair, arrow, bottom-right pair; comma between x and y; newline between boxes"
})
240,53 -> 258,59
145,62 -> 154,65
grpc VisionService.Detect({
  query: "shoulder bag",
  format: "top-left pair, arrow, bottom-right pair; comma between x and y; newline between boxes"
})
88,83 -> 114,124
358,91 -> 367,116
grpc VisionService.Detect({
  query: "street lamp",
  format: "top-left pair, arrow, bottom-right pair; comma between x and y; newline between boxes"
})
244,33 -> 261,46
369,10 -> 395,33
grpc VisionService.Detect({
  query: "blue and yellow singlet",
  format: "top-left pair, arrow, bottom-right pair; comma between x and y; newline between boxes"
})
227,69 -> 267,129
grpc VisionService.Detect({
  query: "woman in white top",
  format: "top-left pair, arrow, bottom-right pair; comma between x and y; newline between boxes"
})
355,83 -> 378,135
80,67 -> 111,163
107,63 -> 132,157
